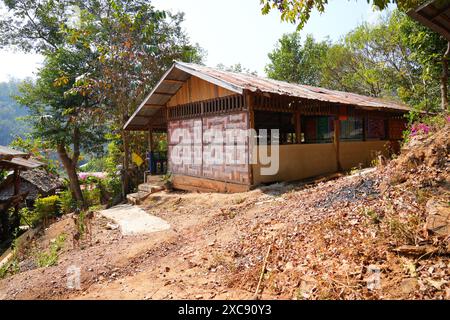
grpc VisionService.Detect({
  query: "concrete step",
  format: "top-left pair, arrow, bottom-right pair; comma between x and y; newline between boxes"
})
138,183 -> 165,193
126,191 -> 150,205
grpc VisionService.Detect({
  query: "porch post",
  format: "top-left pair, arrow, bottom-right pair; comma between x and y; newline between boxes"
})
148,129 -> 154,175
12,168 -> 20,230
333,119 -> 342,171
295,111 -> 302,144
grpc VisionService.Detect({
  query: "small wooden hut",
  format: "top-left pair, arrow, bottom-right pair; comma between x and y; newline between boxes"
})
0,146 -> 43,240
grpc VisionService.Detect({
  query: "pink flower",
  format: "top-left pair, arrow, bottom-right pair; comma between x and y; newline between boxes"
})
410,123 -> 430,136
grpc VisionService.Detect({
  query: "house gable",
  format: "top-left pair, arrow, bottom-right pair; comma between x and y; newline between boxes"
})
167,76 -> 236,107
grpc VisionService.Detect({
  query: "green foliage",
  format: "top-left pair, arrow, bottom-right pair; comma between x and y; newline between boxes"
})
19,207 -> 38,227
74,211 -> 92,237
9,135 -> 59,174
0,236 -> 22,279
82,188 -> 101,208
79,157 -> 108,173
260,0 -> 424,30
34,195 -> 60,222
0,1 -> 204,201
0,170 -> 6,183
58,190 -> 76,215
266,33 -> 329,86
266,10 -> 448,112
35,233 -> 66,268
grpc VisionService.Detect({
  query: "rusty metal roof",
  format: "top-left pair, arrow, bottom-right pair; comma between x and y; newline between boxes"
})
408,0 -> 450,41
124,61 -> 410,130
0,157 -> 44,170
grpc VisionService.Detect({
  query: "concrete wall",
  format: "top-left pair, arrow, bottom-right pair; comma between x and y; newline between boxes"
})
340,140 -> 389,170
252,144 -> 338,184
252,140 -> 390,185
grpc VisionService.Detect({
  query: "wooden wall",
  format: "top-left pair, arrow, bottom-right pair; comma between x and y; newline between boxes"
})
167,76 -> 236,107
168,112 -> 250,185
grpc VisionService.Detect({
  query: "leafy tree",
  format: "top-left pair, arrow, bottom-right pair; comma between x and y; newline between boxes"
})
9,135 -> 60,174
261,1 -> 449,111
16,47 -> 107,207
70,1 -> 205,194
266,33 -> 329,85
260,0 -> 424,30
265,10 -> 448,112
1,0 -> 205,199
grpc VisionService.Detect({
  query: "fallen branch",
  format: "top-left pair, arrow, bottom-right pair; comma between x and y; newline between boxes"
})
392,245 -> 450,257
253,242 -> 273,300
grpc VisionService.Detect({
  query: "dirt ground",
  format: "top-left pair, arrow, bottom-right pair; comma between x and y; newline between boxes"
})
0,123 -> 449,300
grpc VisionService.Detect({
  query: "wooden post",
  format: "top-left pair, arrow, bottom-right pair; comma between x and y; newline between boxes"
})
334,119 -> 342,171
363,113 -> 368,141
13,168 -> 20,231
295,111 -> 302,144
148,128 -> 154,153
245,92 -> 255,186
148,129 -> 154,176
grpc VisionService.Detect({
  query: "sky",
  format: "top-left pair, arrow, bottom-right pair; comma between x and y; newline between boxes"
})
0,0 -> 393,82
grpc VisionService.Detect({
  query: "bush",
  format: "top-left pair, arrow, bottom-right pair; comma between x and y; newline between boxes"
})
82,187 -> 101,208
35,233 -> 66,267
19,207 -> 40,227
34,195 -> 60,223
58,190 -> 76,214
100,175 -> 122,207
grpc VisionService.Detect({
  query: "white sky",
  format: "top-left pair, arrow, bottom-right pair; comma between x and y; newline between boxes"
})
0,0 -> 392,82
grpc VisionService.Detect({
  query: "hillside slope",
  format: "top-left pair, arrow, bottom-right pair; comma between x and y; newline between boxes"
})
0,121 -> 448,300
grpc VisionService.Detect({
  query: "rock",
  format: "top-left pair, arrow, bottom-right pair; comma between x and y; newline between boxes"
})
195,294 -> 203,299
400,278 -> 418,294
285,262 -> 294,271
425,199 -> 450,236
427,278 -> 447,290
298,276 -> 317,299
106,222 -> 119,230
165,266 -> 170,272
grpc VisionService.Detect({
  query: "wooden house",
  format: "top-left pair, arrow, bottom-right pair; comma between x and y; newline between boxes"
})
124,62 -> 410,193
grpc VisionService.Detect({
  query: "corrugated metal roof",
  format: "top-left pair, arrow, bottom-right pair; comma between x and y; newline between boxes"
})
0,157 -> 44,170
124,61 -> 410,130
176,61 -> 410,111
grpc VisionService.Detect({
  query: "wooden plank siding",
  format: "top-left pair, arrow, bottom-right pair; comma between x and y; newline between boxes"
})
167,76 -> 236,107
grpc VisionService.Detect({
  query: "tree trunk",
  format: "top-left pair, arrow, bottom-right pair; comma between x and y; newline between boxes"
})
121,129 -> 130,197
440,41 -> 450,112
57,144 -> 85,209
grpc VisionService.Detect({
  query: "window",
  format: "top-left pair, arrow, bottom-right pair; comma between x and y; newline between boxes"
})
367,118 -> 386,140
254,111 -> 296,145
302,116 -> 334,144
340,117 -> 363,141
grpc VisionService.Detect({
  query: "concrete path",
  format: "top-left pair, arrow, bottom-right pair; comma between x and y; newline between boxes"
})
99,204 -> 170,236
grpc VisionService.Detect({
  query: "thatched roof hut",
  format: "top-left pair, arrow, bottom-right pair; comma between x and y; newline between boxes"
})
0,169 -> 64,203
